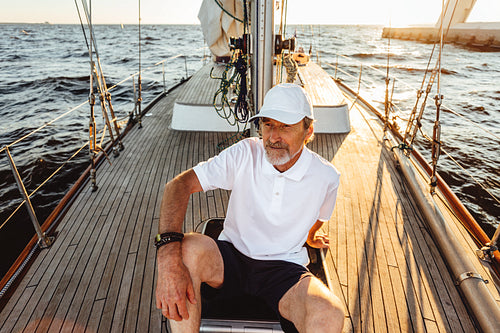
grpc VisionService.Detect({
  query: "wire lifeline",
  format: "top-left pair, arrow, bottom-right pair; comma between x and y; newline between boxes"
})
326,56 -> 498,143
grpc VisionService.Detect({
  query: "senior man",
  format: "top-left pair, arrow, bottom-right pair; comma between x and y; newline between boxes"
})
155,83 -> 344,332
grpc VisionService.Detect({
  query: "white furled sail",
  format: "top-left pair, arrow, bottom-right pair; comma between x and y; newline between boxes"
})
198,0 -> 244,57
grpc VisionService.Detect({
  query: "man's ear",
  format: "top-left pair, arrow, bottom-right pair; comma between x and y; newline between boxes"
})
305,124 -> 314,140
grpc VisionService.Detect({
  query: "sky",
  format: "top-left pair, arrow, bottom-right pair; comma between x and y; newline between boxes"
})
1,0 -> 499,26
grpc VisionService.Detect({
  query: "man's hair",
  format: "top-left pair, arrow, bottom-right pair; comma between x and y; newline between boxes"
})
303,118 -> 314,144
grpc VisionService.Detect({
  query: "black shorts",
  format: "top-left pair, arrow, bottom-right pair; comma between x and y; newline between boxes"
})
201,240 -> 313,315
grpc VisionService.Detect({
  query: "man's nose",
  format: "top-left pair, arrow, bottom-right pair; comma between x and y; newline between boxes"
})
269,126 -> 281,142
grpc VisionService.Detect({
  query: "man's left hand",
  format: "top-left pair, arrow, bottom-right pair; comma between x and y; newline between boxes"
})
307,233 -> 330,248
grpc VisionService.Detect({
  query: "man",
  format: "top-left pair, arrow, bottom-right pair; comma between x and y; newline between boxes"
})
155,83 -> 344,332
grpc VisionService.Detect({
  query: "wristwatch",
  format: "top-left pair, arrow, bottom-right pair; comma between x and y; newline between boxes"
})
154,232 -> 184,249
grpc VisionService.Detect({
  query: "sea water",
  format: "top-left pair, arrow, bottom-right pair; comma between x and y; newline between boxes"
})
0,24 -> 499,279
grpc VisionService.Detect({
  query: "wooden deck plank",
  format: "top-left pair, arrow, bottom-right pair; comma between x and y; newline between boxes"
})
176,63 -> 231,106
298,62 -> 345,106
37,216 -> 108,333
54,137 -> 155,328
0,286 -> 35,332
67,139 -> 155,330
375,153 -> 465,332
15,245 -> 77,333
68,112 -> 167,332
337,130 -> 383,332
98,139 -> 167,332
60,215 -> 109,333
122,133 -> 170,332
325,102 -> 447,332
351,149 -> 387,333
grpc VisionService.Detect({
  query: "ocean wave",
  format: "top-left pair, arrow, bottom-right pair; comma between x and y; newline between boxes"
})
348,52 -> 408,62
369,64 -> 458,75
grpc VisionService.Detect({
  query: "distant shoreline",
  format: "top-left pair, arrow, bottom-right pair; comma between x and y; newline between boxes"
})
0,22 -> 389,27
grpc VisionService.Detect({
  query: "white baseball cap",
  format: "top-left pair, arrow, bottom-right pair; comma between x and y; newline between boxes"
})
249,83 -> 314,124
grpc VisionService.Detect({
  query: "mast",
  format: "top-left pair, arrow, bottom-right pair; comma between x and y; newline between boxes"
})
251,0 -> 274,112
435,0 -> 477,28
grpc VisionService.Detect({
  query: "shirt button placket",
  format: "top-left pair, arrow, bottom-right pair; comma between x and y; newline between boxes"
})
270,176 -> 285,213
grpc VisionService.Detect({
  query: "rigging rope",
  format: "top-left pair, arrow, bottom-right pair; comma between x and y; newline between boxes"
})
275,0 -> 289,84
429,0 -> 448,190
403,0 -> 458,148
213,0 -> 243,23
137,0 -> 143,128
384,15 -> 393,132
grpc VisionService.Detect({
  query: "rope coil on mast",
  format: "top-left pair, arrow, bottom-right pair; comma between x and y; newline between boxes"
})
211,0 -> 250,150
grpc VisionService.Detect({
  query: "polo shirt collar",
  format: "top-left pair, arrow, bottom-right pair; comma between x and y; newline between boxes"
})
262,145 -> 312,181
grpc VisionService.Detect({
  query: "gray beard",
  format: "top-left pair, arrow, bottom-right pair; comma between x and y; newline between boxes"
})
264,141 -> 303,167
264,148 -> 292,166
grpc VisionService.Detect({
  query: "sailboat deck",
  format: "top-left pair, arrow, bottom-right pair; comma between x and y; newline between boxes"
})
0,74 -> 494,332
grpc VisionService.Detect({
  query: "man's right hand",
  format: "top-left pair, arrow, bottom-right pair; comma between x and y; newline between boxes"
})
155,244 -> 197,321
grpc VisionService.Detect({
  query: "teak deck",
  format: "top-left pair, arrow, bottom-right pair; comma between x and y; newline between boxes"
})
1,64 -> 498,333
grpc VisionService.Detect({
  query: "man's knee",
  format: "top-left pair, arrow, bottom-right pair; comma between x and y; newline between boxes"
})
306,290 -> 344,324
280,277 -> 344,332
180,233 -> 223,285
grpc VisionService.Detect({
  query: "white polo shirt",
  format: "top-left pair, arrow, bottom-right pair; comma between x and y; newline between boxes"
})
193,137 -> 340,266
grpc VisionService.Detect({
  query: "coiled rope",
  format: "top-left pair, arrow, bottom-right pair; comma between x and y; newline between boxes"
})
283,54 -> 298,83
210,51 -> 249,127
210,0 -> 249,150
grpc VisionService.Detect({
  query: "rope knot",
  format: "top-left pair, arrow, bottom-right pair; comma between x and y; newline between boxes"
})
391,143 -> 413,152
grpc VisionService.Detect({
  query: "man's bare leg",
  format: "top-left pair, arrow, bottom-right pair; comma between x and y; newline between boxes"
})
279,276 -> 345,333
166,233 -> 224,333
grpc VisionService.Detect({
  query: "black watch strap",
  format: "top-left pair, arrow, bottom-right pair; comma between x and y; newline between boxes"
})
154,232 -> 184,249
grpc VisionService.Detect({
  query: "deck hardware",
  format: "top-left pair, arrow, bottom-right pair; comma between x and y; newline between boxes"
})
455,271 -> 486,286
274,34 -> 295,55
357,64 -> 362,95
162,62 -> 166,93
476,223 -> 500,262
230,35 -> 249,53
476,245 -> 498,263
137,75 -> 143,128
90,168 -> 98,192
5,147 -> 54,248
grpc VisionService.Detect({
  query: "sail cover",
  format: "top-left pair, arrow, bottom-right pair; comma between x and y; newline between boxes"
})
198,0 -> 244,57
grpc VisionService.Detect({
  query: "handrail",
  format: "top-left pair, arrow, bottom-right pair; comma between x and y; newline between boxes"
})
325,55 -> 500,142
0,53 -> 190,153
0,101 -> 87,154
0,53 -> 196,224
0,53 -> 203,296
